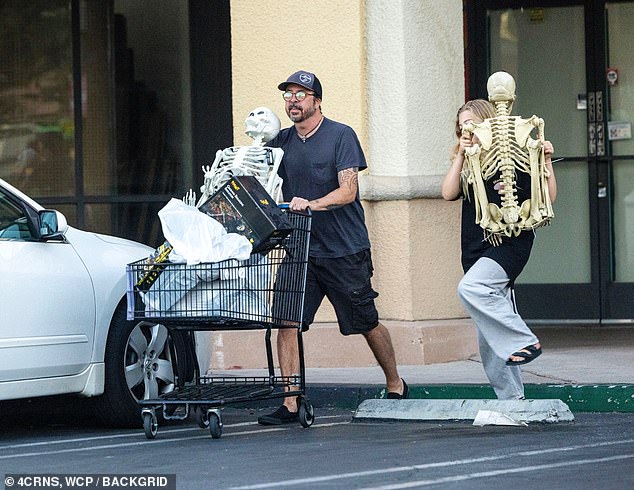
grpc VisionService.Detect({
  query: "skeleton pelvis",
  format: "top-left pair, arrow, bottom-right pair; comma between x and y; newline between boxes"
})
485,202 -> 522,237
487,202 -> 520,224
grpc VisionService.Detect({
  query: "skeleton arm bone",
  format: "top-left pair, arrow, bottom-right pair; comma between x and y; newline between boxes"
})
525,138 -> 547,225
533,121 -> 558,203
464,144 -> 491,228
543,141 -> 557,202
197,150 -> 225,205
264,147 -> 284,202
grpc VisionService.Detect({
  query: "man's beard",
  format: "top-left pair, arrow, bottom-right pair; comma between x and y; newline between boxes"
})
287,103 -> 317,123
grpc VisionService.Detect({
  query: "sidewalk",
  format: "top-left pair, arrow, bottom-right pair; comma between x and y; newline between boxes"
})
215,325 -> 634,413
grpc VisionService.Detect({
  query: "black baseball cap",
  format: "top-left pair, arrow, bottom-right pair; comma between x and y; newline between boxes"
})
278,70 -> 322,99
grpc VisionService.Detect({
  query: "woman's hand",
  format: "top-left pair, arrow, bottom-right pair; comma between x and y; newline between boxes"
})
459,131 -> 474,155
543,140 -> 554,159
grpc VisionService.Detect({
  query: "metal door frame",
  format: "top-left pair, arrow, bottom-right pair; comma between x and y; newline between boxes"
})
464,0 -> 634,323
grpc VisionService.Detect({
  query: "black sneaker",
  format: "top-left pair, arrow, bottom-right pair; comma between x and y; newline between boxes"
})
257,405 -> 299,425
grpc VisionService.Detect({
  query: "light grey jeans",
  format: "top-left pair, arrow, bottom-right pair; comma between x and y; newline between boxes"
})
457,257 -> 539,400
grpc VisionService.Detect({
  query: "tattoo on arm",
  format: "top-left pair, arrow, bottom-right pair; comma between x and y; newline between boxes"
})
318,167 -> 359,210
338,167 -> 359,190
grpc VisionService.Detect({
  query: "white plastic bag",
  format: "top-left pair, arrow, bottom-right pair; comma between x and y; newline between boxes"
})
157,198 -> 252,264
142,266 -> 199,313
157,255 -> 272,319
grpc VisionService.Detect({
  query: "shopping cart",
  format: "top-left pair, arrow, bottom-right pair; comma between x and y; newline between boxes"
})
126,208 -> 312,439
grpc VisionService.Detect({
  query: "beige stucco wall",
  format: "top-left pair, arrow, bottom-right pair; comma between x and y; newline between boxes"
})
230,0 -> 367,148
230,0 -> 467,324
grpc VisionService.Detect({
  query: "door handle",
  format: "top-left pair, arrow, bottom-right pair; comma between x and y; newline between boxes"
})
597,182 -> 607,198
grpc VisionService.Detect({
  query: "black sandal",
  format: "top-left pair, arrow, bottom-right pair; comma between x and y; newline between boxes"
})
506,344 -> 542,366
387,379 -> 409,399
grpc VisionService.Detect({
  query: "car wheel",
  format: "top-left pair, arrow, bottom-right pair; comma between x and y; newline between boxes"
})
94,302 -> 195,427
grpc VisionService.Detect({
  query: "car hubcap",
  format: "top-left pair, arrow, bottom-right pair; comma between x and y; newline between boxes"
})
125,322 -> 175,401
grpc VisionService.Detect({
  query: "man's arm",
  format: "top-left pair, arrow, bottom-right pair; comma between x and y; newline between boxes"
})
288,167 -> 358,212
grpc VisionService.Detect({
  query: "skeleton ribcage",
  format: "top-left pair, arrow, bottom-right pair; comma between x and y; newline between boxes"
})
464,114 -> 553,244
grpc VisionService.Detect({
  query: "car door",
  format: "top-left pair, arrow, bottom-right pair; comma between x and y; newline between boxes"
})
0,189 -> 95,382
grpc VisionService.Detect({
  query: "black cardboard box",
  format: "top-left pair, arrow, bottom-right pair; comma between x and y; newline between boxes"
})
198,176 -> 293,253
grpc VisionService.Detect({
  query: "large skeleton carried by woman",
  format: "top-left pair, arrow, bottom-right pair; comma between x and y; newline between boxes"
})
461,71 -> 554,245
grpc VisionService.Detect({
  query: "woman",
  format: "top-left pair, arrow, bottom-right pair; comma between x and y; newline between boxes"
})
441,99 -> 557,400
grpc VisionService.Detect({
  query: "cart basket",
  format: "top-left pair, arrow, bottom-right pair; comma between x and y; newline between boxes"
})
126,209 -> 311,330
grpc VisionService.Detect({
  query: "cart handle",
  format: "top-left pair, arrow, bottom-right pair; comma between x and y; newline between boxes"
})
278,203 -> 312,216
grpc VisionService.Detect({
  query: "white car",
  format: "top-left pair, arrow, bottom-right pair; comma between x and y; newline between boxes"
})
0,178 -> 198,427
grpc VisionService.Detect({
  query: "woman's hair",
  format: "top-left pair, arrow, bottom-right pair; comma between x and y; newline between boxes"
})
454,99 -> 496,138
451,99 -> 496,159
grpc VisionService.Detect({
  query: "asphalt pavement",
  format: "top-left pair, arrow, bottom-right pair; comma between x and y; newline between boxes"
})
215,325 -> 634,413
4,411 -> 634,490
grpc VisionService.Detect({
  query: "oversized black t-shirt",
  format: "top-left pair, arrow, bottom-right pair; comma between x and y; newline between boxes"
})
268,117 -> 371,258
461,168 -> 535,282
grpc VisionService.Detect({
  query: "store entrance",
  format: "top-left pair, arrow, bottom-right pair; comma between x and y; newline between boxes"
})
466,0 -> 634,323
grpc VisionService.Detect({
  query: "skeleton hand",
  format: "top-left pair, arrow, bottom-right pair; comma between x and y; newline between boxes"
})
183,189 -> 196,207
200,165 -> 215,194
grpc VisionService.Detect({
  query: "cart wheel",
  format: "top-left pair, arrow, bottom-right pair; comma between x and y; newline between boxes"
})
298,398 -> 314,428
143,411 -> 158,439
194,406 -> 209,428
208,411 -> 223,439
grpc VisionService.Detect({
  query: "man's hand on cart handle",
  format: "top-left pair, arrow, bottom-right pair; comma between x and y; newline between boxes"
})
286,197 -> 311,212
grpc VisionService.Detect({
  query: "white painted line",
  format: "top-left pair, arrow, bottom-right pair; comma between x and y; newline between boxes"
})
0,421 -> 350,460
229,439 -> 634,489
358,454 -> 634,489
1,415 -> 346,450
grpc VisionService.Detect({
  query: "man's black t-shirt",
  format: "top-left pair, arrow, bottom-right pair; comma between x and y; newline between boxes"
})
268,117 -> 371,258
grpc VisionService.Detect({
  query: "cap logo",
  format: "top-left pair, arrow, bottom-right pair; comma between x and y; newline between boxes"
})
299,73 -> 312,84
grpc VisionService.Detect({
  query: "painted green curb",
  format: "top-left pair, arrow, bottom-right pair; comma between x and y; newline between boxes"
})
407,384 -> 634,413
304,384 -> 634,412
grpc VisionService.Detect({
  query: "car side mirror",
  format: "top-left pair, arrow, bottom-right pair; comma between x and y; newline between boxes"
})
39,209 -> 68,239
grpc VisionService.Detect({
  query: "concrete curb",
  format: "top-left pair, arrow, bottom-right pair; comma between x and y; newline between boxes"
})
353,399 -> 574,423
303,384 -> 634,413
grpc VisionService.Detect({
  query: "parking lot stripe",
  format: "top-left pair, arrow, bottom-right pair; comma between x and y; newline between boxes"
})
356,454 -> 634,489
0,419 -> 351,460
1,414 -> 346,451
229,438 -> 634,489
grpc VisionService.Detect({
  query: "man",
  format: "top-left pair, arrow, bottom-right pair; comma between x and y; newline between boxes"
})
258,70 -> 407,426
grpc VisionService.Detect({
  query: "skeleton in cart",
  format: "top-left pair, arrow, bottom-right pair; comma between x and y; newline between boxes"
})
142,107 -> 285,316
461,71 -> 554,245
185,107 -> 284,207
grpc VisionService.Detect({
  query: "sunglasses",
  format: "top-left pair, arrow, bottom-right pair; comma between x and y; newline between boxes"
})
282,90 -> 316,102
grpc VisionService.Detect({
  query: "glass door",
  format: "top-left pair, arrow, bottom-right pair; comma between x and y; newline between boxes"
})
465,0 -> 634,323
602,1 -> 634,318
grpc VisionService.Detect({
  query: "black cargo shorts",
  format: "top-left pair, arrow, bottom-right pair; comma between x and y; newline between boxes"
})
301,249 -> 380,335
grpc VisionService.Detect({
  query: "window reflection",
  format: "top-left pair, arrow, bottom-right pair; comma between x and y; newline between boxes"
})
0,1 -> 75,197
614,161 -> 634,282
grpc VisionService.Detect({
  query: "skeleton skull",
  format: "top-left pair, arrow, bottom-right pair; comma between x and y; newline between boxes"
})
487,71 -> 516,105
189,107 -> 285,206
245,107 -> 281,145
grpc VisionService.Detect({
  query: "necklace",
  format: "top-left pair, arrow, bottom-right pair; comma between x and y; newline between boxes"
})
297,116 -> 324,142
